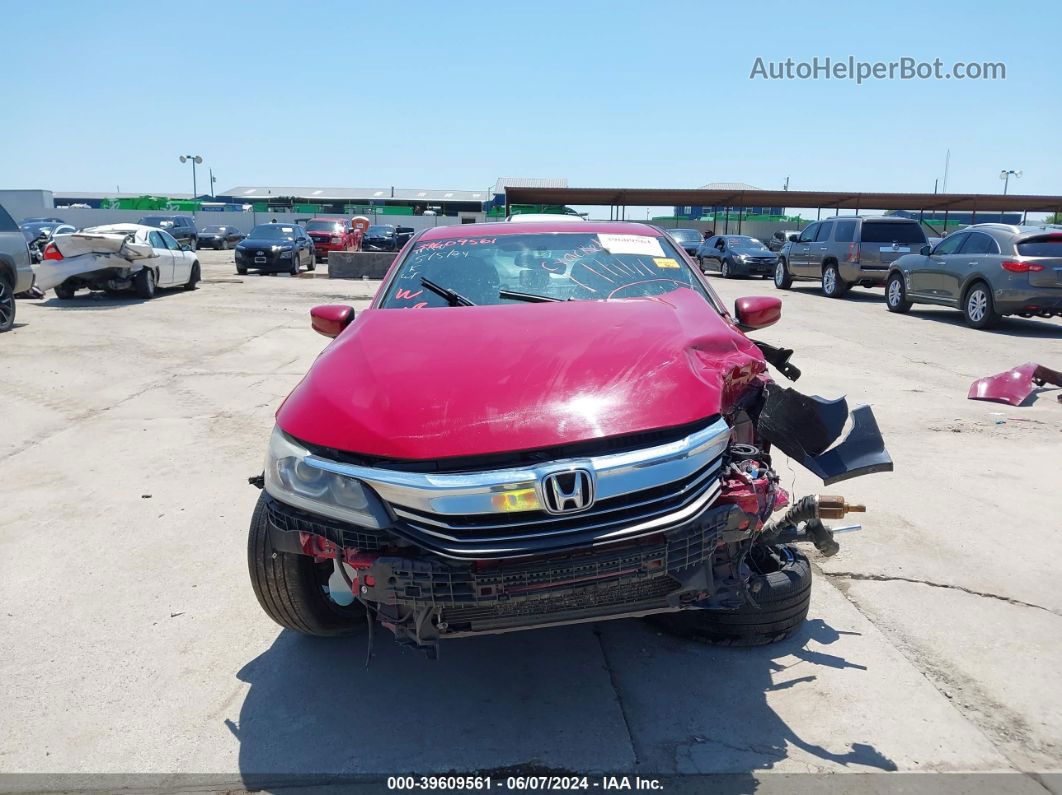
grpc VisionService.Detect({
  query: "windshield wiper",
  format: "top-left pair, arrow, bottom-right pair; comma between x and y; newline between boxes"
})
420,276 -> 474,307
498,288 -> 565,303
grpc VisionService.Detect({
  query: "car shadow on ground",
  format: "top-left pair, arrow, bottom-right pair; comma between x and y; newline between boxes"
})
900,307 -> 1062,337
788,286 -> 884,303
227,616 -> 894,785
35,289 -> 194,310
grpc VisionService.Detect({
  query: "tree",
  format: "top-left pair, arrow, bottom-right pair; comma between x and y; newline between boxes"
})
1044,212 -> 1062,225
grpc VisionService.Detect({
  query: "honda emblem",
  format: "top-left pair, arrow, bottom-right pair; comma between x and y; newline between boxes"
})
541,469 -> 595,514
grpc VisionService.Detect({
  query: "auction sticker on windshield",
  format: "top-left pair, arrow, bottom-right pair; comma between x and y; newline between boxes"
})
597,234 -> 665,257
653,257 -> 680,269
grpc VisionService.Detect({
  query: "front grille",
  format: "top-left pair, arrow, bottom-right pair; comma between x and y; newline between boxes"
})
441,575 -> 680,624
368,506 -> 731,609
390,454 -> 722,559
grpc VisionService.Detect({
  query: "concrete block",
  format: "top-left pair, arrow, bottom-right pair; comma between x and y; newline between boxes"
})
327,251 -> 396,279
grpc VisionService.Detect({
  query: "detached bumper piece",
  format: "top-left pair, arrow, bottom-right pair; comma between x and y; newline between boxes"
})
757,383 -> 893,485
968,362 -> 1062,406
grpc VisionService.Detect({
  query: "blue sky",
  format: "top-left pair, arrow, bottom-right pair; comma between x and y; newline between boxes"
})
3,0 -> 1057,208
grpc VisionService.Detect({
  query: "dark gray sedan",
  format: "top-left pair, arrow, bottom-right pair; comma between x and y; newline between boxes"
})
695,235 -> 778,278
197,224 -> 244,250
885,224 -> 1062,329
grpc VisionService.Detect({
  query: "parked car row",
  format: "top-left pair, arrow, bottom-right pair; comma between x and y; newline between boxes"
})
666,217 -> 1062,330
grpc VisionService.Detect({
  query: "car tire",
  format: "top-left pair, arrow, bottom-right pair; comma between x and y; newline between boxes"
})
214,241 -> 222,250
720,259 -> 732,279
307,256 -> 316,272
886,272 -> 911,313
54,282 -> 77,300
184,262 -> 201,291
0,276 -> 15,332
821,263 -> 849,298
236,266 -> 247,275
649,545 -> 811,646
247,494 -> 367,637
290,257 -> 300,276
134,268 -> 156,299
774,259 -> 793,289
963,281 -> 1001,329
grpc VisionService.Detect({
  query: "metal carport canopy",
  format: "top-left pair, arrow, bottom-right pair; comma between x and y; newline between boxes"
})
504,186 -> 1062,212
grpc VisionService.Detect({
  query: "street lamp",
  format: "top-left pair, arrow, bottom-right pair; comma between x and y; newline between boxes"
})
999,169 -> 1022,195
179,154 -> 204,198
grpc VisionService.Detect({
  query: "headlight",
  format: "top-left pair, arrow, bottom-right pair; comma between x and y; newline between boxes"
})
264,427 -> 387,528
279,250 -> 293,258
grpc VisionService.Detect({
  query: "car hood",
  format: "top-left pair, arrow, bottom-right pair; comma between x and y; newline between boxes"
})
276,288 -> 767,460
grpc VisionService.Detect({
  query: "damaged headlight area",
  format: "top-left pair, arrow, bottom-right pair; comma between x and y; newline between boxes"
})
264,426 -> 390,529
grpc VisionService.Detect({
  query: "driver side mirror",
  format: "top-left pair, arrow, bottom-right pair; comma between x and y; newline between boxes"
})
734,296 -> 782,331
181,244 -> 192,251
310,304 -> 355,338
788,234 -> 800,242
920,244 -> 931,256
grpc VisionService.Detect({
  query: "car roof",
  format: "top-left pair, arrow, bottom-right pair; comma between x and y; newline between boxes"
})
83,223 -> 157,235
819,215 -> 918,223
419,220 -> 662,241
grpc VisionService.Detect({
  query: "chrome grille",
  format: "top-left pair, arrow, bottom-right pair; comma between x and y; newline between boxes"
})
302,416 -> 730,561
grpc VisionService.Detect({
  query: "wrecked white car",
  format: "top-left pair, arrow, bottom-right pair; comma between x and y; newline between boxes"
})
37,223 -> 201,299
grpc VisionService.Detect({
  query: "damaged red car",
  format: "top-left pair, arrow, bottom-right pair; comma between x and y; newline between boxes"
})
247,221 -> 892,656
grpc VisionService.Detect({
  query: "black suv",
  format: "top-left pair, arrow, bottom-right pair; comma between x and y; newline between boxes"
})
138,215 -> 198,248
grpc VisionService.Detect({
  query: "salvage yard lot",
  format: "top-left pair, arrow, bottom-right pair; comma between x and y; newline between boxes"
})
1,250 -> 1060,784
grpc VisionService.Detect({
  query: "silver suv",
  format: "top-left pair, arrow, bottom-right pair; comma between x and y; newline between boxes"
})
885,224 -> 1062,329
0,203 -> 33,333
775,216 -> 927,298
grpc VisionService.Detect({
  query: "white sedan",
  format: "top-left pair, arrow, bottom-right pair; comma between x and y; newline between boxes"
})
35,223 -> 200,299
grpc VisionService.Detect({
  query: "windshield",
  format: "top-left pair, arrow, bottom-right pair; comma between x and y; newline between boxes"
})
669,229 -> 702,243
366,225 -> 395,236
140,217 -> 174,228
380,232 -> 715,309
248,225 -> 298,239
728,236 -> 769,251
306,220 -> 345,233
200,225 -> 225,233
21,223 -> 53,239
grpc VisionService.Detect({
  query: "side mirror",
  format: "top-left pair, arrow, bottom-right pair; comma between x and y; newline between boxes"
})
181,244 -> 192,251
311,304 -> 355,338
788,234 -> 800,242
920,244 -> 931,256
734,296 -> 782,331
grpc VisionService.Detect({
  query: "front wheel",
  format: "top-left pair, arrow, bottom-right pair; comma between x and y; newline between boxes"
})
649,545 -> 811,646
289,257 -> 300,276
247,495 -> 367,636
963,281 -> 1001,329
0,277 -> 15,332
720,259 -> 732,279
184,262 -> 200,290
774,259 -> 793,289
821,263 -> 849,298
886,272 -> 911,313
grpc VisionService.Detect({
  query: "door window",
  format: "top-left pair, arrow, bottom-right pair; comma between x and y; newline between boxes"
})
932,233 -> 968,255
958,232 -> 999,255
798,224 -> 818,243
160,230 -> 182,250
148,231 -> 167,249
834,220 -> 857,242
815,223 -> 833,242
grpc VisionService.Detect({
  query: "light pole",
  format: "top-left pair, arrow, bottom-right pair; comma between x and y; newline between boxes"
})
179,154 -> 204,198
999,169 -> 1021,195
209,168 -> 217,198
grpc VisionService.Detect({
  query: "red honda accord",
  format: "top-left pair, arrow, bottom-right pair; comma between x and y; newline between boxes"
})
248,221 -> 891,656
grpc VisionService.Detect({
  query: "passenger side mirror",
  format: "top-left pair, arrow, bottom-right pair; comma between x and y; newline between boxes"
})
920,244 -> 931,256
788,234 -> 800,242
310,305 -> 355,338
734,296 -> 782,331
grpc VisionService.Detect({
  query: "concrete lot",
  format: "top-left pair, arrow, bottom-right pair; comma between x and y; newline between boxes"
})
1,250 -> 1060,788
